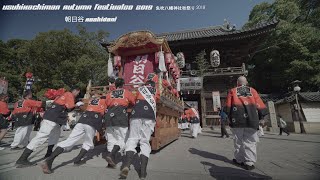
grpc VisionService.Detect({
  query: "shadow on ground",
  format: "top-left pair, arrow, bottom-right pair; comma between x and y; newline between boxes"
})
202,130 -> 222,135
52,144 -> 104,171
190,148 -> 272,179
189,148 -> 233,164
260,136 -> 320,144
50,144 -> 143,177
202,161 -> 272,180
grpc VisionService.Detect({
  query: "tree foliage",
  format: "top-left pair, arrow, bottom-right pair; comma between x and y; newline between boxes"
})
195,50 -> 209,76
0,25 -> 109,101
245,0 -> 320,93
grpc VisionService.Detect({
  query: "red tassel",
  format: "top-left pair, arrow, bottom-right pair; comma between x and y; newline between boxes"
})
165,53 -> 171,64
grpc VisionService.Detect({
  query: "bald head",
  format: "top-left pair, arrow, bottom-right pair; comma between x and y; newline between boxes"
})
237,76 -> 248,86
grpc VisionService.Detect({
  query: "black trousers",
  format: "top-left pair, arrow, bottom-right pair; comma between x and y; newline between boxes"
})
221,124 -> 229,137
279,127 -> 289,135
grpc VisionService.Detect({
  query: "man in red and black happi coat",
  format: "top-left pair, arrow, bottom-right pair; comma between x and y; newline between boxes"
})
104,78 -> 135,168
120,80 -> 160,180
16,86 -> 81,168
40,92 -> 107,174
185,107 -> 201,138
225,76 -> 268,170
11,90 -> 44,149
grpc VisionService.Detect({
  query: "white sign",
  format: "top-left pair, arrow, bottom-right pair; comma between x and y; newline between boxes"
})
180,77 -> 203,90
212,91 -> 221,112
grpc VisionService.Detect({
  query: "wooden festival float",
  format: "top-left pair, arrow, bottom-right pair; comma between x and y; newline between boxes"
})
83,31 -> 185,150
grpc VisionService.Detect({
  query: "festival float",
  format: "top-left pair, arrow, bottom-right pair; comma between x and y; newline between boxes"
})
84,31 -> 185,150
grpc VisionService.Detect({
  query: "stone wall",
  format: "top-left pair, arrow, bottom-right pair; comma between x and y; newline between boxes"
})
276,103 -> 293,122
302,122 -> 320,134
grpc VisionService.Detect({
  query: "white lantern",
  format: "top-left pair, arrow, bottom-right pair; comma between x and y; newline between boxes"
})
176,52 -> 185,68
210,50 -> 220,67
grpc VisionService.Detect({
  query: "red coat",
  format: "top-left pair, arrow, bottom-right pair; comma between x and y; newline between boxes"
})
54,92 -> 76,109
12,99 -> 43,127
104,88 -> 136,127
0,101 -> 10,115
43,92 -> 75,125
12,99 -> 43,115
106,88 -> 136,108
225,85 -> 268,129
0,101 -> 10,129
86,98 -> 107,115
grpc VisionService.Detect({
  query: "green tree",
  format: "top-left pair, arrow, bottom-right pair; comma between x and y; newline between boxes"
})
0,25 -> 109,101
195,50 -> 209,76
245,0 -> 320,93
0,39 -> 31,101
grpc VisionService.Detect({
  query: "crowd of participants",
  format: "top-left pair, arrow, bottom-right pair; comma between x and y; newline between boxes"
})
0,75 -> 285,177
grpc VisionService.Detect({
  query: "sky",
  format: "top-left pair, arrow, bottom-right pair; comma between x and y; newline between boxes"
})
0,0 -> 273,42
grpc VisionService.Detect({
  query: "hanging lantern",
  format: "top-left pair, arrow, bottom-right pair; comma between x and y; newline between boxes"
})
174,56 -> 178,63
165,53 -> 172,64
114,56 -> 121,67
176,52 -> 185,68
171,88 -> 177,95
210,50 -> 220,67
173,67 -> 179,75
169,62 -> 175,69
177,78 -> 181,91
170,54 -> 175,64
175,72 -> 179,78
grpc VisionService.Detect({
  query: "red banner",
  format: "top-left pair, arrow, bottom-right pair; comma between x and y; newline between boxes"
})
123,53 -> 155,87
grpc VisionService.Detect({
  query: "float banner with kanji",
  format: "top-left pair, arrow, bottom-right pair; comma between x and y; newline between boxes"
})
212,91 -> 221,112
0,78 -> 8,94
180,77 -> 203,90
123,53 -> 155,85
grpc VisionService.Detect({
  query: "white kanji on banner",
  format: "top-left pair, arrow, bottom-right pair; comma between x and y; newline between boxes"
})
129,55 -> 148,84
129,74 -> 145,84
132,64 -> 145,74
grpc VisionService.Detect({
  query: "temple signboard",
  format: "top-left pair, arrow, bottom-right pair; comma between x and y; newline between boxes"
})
180,77 -> 203,90
212,91 -> 221,112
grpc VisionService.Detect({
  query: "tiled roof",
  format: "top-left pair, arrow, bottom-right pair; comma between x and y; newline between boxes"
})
300,92 -> 320,102
275,92 -> 320,104
102,20 -> 278,47
259,94 -> 282,103
156,19 -> 278,42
